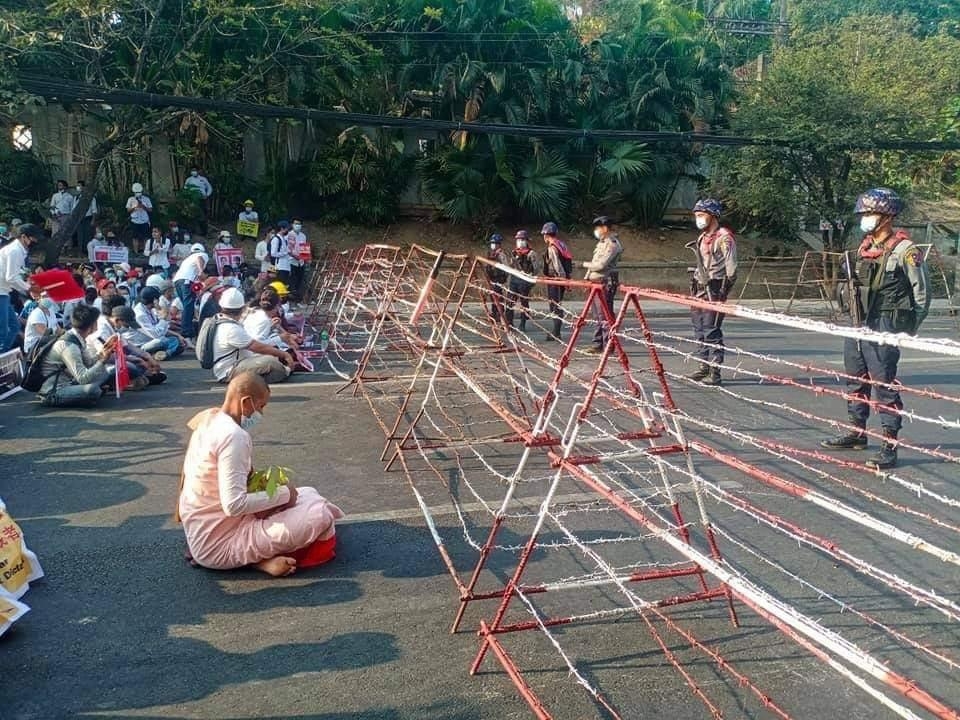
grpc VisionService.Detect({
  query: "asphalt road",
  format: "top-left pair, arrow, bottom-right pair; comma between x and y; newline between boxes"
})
1,311 -> 958,720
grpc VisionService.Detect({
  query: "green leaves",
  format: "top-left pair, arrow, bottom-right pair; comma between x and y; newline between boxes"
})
517,149 -> 578,218
247,466 -> 292,499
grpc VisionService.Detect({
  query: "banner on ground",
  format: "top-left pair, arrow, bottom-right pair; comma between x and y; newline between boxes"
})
215,248 -> 244,275
0,498 -> 44,600
0,349 -> 24,401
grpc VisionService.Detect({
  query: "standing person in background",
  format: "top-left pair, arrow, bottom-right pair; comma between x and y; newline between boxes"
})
126,183 -> 153,255
75,180 -> 98,252
146,226 -> 172,276
270,221 -> 292,285
821,188 -> 931,470
49,180 -> 76,239
172,243 -> 209,339
254,231 -> 271,277
582,216 -> 623,354
540,221 -> 573,342
0,224 -> 41,351
288,219 -> 308,301
686,199 -> 737,386
238,200 -> 259,245
184,167 -> 214,235
504,230 -> 541,333
484,234 -> 510,324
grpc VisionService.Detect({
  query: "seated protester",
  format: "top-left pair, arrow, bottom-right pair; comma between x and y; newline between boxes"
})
93,278 -> 116,311
210,287 -> 293,384
19,286 -> 41,324
243,286 -> 300,351
197,281 -> 229,328
37,305 -> 118,408
24,292 -> 61,354
116,281 -> 132,304
133,287 -> 188,356
177,372 -> 344,575
113,304 -> 180,361
60,273 -> 89,328
89,295 -> 162,390
220,265 -> 241,289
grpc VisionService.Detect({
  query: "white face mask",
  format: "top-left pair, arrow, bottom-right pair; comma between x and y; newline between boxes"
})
76,186 -> 83,193
171,226 -> 179,233
516,239 -> 528,249
593,228 -> 603,240
860,215 -> 880,233
240,410 -> 263,431
293,223 -> 302,232
695,216 -> 710,230
40,297 -> 57,311
489,243 -> 498,251
95,232 -> 103,239
135,192 -> 143,198
183,233 -> 191,242
191,171 -> 198,177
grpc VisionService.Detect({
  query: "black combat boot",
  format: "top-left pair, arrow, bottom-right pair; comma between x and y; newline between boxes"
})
701,367 -> 722,386
689,363 -> 711,382
821,429 -> 868,450
866,433 -> 898,469
545,318 -> 562,342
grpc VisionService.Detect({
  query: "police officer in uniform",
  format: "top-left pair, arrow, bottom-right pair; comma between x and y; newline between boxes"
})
582,216 -> 623,354
484,233 -> 510,324
541,221 -> 573,342
821,188 -> 930,469
505,230 -> 541,332
687,199 -> 737,386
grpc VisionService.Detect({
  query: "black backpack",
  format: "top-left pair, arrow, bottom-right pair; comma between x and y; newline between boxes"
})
196,315 -> 240,370
21,331 -> 81,392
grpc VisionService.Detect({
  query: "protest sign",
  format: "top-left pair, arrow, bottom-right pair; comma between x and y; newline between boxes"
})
215,248 -> 244,274
236,219 -> 259,238
0,349 -> 24,401
92,246 -> 130,265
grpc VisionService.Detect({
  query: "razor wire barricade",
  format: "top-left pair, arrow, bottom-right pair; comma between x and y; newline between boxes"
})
309,244 -> 960,720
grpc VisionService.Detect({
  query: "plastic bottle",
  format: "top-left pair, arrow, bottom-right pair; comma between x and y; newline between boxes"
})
319,329 -> 329,352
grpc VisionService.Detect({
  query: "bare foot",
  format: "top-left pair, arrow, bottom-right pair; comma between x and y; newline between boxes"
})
254,556 -> 297,577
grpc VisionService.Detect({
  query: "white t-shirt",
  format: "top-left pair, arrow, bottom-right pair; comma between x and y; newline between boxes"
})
24,306 -> 57,354
87,315 -> 116,353
146,237 -> 171,268
173,253 -> 208,283
212,318 -> 254,381
269,234 -> 291,271
241,308 -> 284,347
239,210 -> 259,223
254,240 -> 270,272
126,195 -> 153,225
134,302 -> 170,339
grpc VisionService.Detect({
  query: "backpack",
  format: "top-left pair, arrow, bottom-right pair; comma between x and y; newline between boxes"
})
196,315 -> 240,370
21,331 -> 81,392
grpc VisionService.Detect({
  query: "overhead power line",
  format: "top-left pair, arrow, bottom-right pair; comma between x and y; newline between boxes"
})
16,74 -> 960,152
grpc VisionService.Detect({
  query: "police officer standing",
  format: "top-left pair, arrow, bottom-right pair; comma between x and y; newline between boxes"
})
821,188 -> 930,470
484,233 -> 510,324
541,222 -> 573,342
582,216 -> 623,354
505,230 -> 541,332
687,199 -> 737,385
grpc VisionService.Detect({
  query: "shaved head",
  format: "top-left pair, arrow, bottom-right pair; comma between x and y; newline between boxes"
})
226,371 -> 270,403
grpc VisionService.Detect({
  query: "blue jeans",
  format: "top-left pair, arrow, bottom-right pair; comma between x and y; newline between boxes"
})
175,280 -> 197,338
0,294 -> 20,352
140,336 -> 180,356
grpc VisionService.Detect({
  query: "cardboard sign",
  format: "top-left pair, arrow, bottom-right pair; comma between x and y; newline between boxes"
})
0,498 -> 44,600
236,220 -> 259,237
93,246 -> 130,265
0,587 -> 29,638
0,349 -> 24,401
215,248 -> 244,274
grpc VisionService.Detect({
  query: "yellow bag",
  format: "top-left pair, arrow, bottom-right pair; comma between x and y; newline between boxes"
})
0,498 -> 44,600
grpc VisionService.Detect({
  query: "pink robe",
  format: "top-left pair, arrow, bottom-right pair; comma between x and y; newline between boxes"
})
178,409 -> 344,569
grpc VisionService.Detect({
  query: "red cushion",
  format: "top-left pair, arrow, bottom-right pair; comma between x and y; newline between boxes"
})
291,536 -> 336,568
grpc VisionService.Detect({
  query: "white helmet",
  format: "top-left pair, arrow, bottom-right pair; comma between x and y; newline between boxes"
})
145,273 -> 166,289
190,243 -> 205,254
131,182 -> 144,193
219,287 -> 245,310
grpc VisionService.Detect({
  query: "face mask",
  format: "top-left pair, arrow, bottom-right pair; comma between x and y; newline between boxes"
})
240,410 -> 262,431
135,192 -> 142,198
95,232 -> 103,239
593,228 -> 603,240
293,223 -> 302,232
191,171 -> 198,177
76,186 -> 83,193
860,215 -> 880,234
695,216 -> 710,230
40,298 -> 56,311
516,239 -> 528,249
489,243 -> 498,251
183,233 -> 191,242
0,226 -> 7,236
171,226 -> 179,233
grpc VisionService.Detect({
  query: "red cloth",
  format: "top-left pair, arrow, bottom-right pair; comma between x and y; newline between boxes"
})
115,339 -> 130,397
291,536 -> 336,568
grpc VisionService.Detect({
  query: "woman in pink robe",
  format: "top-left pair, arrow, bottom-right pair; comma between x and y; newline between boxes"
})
178,372 -> 344,576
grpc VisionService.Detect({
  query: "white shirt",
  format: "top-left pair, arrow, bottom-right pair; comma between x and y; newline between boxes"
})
146,236 -> 171,268
133,302 -> 170,340
50,190 -> 76,218
126,195 -> 153,225
158,294 -> 182,320
212,318 -> 254,381
24,306 -> 57,354
173,252 -> 208,283
270,234 -> 291,271
184,175 -> 213,198
86,315 -> 116,354
0,240 -> 30,296
241,307 -> 288,348
254,240 -> 270,272
170,243 -> 191,262
84,195 -> 99,218
213,242 -> 233,251
239,210 -> 259,223
87,237 -> 105,261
